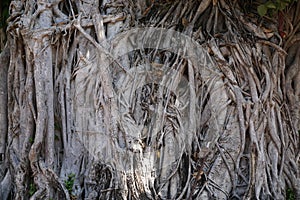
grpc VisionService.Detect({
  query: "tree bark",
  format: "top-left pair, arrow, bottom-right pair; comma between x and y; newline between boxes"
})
0,0 -> 300,199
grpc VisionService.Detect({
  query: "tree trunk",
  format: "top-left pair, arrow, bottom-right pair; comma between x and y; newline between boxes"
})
1,0 -> 300,199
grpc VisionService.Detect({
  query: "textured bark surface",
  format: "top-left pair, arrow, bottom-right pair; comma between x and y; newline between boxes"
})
0,0 -> 300,199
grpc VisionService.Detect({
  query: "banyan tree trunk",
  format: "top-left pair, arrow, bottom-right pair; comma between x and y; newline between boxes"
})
0,0 -> 300,199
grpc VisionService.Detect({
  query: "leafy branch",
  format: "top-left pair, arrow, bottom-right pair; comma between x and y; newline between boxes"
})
257,0 -> 298,16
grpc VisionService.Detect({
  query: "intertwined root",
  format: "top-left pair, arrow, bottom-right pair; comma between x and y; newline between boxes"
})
1,0 -> 300,199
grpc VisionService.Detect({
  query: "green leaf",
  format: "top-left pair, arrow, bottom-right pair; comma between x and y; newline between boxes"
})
257,4 -> 268,16
286,188 -> 295,200
29,183 -> 36,196
265,1 -> 277,8
64,173 -> 76,193
278,1 -> 289,10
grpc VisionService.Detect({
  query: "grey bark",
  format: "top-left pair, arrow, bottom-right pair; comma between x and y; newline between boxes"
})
0,0 -> 300,199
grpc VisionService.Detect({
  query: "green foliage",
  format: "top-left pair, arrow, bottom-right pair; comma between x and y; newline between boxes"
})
29,183 -> 36,196
29,137 -> 34,144
257,0 -> 298,16
286,188 -> 295,200
64,173 -> 76,193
